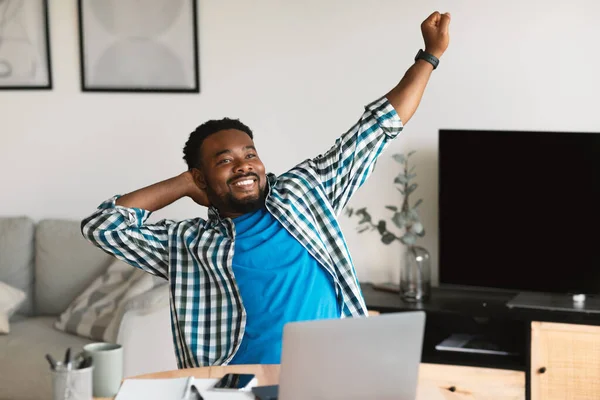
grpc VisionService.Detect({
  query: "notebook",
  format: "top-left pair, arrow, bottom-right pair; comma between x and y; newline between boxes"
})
435,333 -> 518,356
115,377 -> 256,400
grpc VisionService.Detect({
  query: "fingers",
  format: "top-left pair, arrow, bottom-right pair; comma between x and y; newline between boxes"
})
424,11 -> 441,26
439,12 -> 451,33
424,11 -> 451,28
421,11 -> 451,57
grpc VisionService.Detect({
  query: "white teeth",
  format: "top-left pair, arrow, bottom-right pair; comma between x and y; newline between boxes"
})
234,179 -> 254,187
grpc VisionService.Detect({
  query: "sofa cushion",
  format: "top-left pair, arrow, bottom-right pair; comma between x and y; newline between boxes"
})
0,317 -> 94,400
0,216 -> 35,316
35,219 -> 114,315
0,281 -> 26,333
54,258 -> 165,342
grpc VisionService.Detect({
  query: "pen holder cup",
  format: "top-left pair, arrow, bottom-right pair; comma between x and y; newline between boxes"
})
51,362 -> 93,400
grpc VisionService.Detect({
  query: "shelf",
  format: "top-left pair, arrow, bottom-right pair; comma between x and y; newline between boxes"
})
362,282 -> 515,317
361,283 -> 529,371
422,313 -> 527,371
361,282 -> 600,325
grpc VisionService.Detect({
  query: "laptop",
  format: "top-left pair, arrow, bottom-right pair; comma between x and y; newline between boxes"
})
274,311 -> 426,400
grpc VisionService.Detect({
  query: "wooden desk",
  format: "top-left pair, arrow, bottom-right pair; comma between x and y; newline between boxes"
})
95,363 -> 525,400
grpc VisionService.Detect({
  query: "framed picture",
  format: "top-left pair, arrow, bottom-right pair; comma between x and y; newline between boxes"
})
0,0 -> 52,90
78,0 -> 199,93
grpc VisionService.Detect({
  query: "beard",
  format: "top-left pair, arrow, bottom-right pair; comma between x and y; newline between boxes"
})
224,187 -> 266,214
206,174 -> 267,216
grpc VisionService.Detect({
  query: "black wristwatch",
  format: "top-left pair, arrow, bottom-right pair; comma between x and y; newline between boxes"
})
415,49 -> 439,70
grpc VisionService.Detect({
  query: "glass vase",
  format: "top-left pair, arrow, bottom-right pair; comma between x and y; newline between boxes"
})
400,245 -> 431,302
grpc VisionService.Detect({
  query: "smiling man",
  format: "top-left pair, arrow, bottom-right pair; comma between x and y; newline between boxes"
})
81,11 -> 451,368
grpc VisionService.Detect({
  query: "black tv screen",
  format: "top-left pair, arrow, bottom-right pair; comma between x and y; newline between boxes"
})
438,129 -> 600,294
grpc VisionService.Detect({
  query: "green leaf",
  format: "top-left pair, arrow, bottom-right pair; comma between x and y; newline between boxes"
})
396,187 -> 405,195
410,165 -> 416,173
385,205 -> 398,212
408,209 -> 420,222
400,232 -> 417,245
392,154 -> 406,164
413,199 -> 423,209
381,232 -> 396,245
394,174 -> 408,185
355,208 -> 372,224
392,212 -> 407,229
407,173 -> 417,180
407,150 -> 416,157
406,183 -> 418,195
346,208 -> 354,217
377,220 -> 387,234
410,222 -> 424,235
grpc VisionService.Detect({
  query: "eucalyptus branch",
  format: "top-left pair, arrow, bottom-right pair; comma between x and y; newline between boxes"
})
346,151 -> 425,246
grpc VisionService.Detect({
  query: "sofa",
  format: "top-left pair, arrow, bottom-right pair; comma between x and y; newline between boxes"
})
0,216 -> 177,400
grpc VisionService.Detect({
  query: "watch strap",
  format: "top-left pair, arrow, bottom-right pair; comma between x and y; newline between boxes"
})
415,49 -> 439,70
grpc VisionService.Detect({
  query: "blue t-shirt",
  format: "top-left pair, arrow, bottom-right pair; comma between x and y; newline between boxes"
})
228,207 -> 339,364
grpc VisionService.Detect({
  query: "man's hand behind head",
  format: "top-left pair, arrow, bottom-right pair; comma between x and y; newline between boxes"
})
421,11 -> 451,59
181,171 -> 211,207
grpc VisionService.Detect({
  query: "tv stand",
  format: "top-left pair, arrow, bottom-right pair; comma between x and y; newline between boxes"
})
507,291 -> 600,314
361,283 -> 600,400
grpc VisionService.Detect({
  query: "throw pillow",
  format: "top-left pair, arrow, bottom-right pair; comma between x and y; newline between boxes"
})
0,281 -> 27,334
54,258 -> 166,342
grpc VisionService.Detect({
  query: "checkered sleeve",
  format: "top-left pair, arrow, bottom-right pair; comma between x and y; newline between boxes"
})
80,195 -> 172,279
310,96 -> 403,214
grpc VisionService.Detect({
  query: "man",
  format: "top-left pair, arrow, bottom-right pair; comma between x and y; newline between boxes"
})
82,11 -> 451,368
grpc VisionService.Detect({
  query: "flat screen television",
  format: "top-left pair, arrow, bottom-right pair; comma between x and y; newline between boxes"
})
438,129 -> 600,295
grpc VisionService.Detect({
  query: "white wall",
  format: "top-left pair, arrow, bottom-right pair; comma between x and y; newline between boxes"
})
2,0 -> 599,285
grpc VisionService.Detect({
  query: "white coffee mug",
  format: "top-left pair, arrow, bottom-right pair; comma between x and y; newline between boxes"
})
83,342 -> 123,397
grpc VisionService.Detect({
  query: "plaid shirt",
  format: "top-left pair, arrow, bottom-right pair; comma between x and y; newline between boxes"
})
81,96 -> 403,368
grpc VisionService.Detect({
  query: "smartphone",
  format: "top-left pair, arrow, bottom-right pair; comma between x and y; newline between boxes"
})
212,373 -> 257,391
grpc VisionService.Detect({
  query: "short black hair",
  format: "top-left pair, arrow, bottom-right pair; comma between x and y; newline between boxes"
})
183,118 -> 253,170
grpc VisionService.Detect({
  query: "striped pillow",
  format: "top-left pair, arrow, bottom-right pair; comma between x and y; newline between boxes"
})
54,258 -> 166,342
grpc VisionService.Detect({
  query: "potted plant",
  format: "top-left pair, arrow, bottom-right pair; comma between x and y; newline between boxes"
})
346,151 -> 431,302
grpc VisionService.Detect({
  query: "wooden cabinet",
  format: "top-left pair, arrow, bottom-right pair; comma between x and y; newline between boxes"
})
362,285 -> 600,399
531,321 -> 600,400
417,363 -> 525,400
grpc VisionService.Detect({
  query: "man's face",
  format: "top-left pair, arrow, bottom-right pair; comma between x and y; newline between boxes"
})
195,129 -> 267,218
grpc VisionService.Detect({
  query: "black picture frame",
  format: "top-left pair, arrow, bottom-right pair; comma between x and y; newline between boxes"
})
77,0 -> 200,93
0,0 -> 53,90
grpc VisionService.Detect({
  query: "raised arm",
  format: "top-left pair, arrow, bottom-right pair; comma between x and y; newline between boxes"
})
385,11 -> 451,123
81,171 -> 210,279
308,11 -> 451,213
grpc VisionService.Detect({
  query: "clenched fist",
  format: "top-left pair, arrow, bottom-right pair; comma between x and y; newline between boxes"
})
421,11 -> 451,59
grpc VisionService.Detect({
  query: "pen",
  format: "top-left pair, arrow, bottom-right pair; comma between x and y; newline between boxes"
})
45,354 -> 57,370
64,348 -> 72,370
